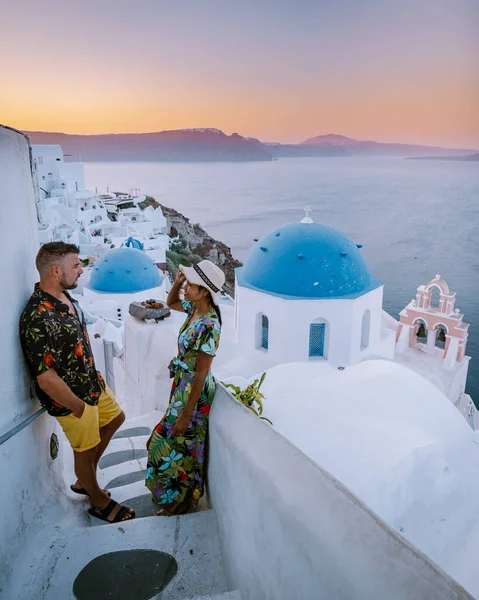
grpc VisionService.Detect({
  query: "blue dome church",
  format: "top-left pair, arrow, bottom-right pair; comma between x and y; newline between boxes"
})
83,247 -> 165,322
234,209 -> 388,368
89,247 -> 163,293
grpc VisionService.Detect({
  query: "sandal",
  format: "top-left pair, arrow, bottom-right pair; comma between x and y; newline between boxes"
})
70,484 -> 111,498
88,499 -> 135,523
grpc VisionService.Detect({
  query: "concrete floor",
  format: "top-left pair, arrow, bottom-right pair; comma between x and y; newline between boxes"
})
5,412 -> 238,600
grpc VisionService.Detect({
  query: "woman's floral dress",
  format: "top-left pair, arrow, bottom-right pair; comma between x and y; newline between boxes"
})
145,300 -> 221,512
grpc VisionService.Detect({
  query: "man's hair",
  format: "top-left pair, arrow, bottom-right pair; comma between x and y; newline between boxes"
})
35,242 -> 80,275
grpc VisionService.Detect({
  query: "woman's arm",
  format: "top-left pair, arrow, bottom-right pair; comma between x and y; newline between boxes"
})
171,351 -> 214,437
167,269 -> 187,313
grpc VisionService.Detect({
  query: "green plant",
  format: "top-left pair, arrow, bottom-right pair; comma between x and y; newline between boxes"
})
222,372 -> 272,424
138,195 -> 161,211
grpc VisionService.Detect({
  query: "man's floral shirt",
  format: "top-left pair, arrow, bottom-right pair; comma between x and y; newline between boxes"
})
19,286 -> 104,416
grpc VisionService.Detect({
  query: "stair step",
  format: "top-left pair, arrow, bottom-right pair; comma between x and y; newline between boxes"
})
98,448 -> 148,469
113,426 -> 151,439
104,469 -> 146,489
184,592 -> 242,600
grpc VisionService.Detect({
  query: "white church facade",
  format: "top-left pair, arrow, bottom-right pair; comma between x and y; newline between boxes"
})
215,210 -> 475,429
234,216 -> 395,368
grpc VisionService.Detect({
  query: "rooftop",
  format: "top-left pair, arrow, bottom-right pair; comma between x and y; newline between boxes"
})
241,359 -> 479,595
237,220 -> 381,300
89,247 -> 163,294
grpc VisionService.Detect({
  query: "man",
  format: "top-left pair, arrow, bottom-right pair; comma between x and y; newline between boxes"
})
19,242 -> 134,523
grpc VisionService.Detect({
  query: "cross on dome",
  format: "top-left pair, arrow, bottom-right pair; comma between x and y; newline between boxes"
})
301,205 -> 314,224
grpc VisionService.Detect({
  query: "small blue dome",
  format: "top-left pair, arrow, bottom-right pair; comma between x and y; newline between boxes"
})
123,236 -> 144,250
236,222 -> 380,299
90,247 -> 163,293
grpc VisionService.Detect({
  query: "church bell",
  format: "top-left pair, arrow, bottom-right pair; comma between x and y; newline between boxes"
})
416,323 -> 426,338
436,328 -> 446,343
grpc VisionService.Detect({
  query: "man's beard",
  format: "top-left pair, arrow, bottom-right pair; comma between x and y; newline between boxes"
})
60,278 -> 78,291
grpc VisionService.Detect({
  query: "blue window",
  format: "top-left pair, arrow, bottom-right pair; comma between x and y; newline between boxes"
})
309,323 -> 325,357
261,315 -> 269,350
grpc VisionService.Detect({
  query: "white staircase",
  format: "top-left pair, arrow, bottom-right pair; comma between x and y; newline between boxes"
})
5,411 -> 239,600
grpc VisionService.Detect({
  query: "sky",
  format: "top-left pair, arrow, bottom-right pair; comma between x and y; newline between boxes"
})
1,0 -> 478,147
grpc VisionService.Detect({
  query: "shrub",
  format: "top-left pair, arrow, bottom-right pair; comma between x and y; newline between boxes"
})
222,373 -> 272,424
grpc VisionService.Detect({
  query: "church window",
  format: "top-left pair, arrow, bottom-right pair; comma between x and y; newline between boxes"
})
309,323 -> 326,357
361,310 -> 371,350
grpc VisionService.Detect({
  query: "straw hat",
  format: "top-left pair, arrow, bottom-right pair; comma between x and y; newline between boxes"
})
180,260 -> 226,298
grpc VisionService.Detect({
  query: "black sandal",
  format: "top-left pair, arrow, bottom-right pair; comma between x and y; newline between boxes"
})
71,484 -> 111,498
88,500 -> 135,523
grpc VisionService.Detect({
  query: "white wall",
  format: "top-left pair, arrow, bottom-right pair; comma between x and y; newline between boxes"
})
236,283 -> 388,367
32,145 -> 63,195
448,359 -> 470,406
61,162 -> 85,191
0,127 -> 40,428
83,282 -> 167,321
124,314 -> 181,417
208,386 -> 473,600
0,127 -> 66,590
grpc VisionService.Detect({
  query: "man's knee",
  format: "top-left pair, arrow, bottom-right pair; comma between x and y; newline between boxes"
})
74,446 -> 97,463
103,411 -> 125,432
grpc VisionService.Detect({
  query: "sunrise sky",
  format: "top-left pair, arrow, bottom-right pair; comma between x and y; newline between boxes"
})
1,0 -> 478,147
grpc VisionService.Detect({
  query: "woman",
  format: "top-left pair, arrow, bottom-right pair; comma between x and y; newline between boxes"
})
146,260 -> 225,515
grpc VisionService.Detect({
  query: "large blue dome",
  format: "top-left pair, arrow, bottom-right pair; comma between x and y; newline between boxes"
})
236,222 -> 381,299
89,247 -> 163,293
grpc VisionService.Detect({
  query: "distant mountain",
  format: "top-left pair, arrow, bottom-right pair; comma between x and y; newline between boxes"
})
24,129 -> 273,162
246,137 -> 348,158
406,153 -> 479,162
23,128 -> 477,162
301,134 -> 477,158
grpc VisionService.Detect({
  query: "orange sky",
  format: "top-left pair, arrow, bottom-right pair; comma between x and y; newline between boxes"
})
1,0 -> 478,148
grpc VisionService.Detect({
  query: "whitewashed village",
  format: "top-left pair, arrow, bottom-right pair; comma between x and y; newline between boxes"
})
1,125 -> 479,599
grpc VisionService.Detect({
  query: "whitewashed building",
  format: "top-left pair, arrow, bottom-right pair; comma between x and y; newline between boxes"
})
234,214 -> 394,368
31,144 -> 169,265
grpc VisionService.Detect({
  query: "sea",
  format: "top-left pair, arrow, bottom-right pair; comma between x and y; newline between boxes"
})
84,157 -> 479,399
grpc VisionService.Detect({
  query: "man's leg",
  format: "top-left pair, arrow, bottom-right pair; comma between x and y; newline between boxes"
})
93,411 -> 125,470
74,411 -> 125,488
74,445 -> 135,521
73,447 -> 111,509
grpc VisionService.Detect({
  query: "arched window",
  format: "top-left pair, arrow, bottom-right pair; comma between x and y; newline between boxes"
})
256,313 -> 269,350
309,320 -> 328,358
361,310 -> 371,350
430,286 -> 440,308
435,324 -> 447,349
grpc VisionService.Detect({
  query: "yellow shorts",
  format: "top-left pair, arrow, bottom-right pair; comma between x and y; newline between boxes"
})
55,386 -> 122,453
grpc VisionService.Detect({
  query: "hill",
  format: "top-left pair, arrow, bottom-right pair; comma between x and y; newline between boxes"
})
23,128 -> 476,162
406,153 -> 479,162
24,129 -> 273,162
301,134 -> 476,158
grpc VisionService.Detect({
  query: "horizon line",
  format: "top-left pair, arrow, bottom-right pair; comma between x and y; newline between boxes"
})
14,126 -> 479,152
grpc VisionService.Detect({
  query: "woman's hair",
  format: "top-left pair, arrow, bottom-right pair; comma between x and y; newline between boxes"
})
200,286 -> 222,326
